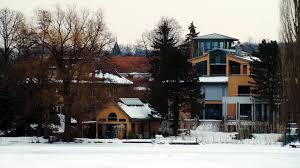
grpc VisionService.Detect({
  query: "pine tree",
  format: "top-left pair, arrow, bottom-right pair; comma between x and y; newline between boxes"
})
250,40 -> 281,127
185,22 -> 199,42
149,18 -> 204,136
183,22 -> 199,58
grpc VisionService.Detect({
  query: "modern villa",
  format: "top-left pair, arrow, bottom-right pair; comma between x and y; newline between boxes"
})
189,33 -> 273,132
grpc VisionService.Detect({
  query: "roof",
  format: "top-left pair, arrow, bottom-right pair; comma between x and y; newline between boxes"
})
119,98 -> 144,106
199,76 -> 228,83
117,98 -> 161,119
109,56 -> 151,73
193,33 -> 238,41
209,48 -> 260,62
95,70 -> 133,84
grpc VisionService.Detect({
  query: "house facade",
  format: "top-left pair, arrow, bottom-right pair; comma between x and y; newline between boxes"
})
92,98 -> 161,139
189,33 -> 273,132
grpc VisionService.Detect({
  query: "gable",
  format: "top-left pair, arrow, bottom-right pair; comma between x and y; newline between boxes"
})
97,103 -> 130,123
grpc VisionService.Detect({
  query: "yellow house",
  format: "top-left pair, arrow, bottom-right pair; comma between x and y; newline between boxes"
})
189,33 -> 271,132
94,98 -> 161,139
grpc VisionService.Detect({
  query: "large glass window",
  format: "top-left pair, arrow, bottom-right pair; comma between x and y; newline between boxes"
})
210,65 -> 226,75
240,104 -> 252,120
219,42 -> 224,48
205,104 -> 222,120
229,61 -> 240,75
204,84 -> 227,100
200,42 -> 204,52
212,42 -> 218,49
196,61 -> 207,76
238,86 -> 250,95
205,42 -> 211,50
210,50 -> 226,64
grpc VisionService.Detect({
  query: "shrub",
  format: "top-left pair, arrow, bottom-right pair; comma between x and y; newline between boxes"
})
235,128 -> 253,140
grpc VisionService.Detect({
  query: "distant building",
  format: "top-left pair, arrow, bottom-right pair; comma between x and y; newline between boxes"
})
189,33 -> 272,132
111,41 -> 122,55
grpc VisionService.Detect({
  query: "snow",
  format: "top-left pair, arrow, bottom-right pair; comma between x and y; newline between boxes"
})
199,76 -> 228,83
118,102 -> 159,119
133,86 -> 148,91
190,126 -> 283,145
0,137 -> 48,145
0,142 -> 299,168
52,114 -> 77,133
95,71 -> 133,84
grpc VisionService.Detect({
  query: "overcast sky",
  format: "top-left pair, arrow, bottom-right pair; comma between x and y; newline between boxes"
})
1,0 -> 281,44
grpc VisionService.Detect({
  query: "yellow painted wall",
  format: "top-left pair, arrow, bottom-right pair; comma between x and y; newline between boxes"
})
96,103 -> 132,133
228,76 -> 254,96
227,104 -> 236,118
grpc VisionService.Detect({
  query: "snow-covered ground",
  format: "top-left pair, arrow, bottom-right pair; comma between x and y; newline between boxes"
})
0,142 -> 300,168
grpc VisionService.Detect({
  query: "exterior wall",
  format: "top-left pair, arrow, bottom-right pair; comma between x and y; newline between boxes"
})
96,103 -> 161,139
227,76 -> 253,97
96,103 -> 132,138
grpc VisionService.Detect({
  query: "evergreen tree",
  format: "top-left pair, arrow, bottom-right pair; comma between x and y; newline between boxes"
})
149,18 -> 204,136
183,22 -> 199,58
185,22 -> 199,42
250,40 -> 281,126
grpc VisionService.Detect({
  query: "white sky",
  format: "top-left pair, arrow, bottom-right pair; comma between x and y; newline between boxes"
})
0,0 -> 281,44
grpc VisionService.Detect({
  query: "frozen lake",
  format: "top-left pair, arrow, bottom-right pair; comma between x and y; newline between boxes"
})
0,143 -> 299,168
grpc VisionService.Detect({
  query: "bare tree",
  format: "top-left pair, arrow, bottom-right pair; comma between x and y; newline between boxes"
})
136,32 -> 152,56
33,6 -> 113,140
0,8 -> 24,75
280,0 -> 300,124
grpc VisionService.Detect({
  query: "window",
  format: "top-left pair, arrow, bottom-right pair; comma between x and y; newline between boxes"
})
119,119 -> 126,122
204,84 -> 227,100
108,113 -> 117,121
219,42 -> 224,48
255,104 -> 262,121
212,42 -> 218,49
205,104 -> 222,120
210,65 -> 226,75
240,104 -> 252,120
196,61 -> 207,76
242,65 -> 247,75
200,42 -> 204,53
238,86 -> 250,95
210,50 -> 226,64
205,42 -> 211,50
229,61 -> 241,75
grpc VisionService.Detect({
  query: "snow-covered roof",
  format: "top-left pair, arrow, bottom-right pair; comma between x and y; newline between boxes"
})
199,76 -> 228,83
209,48 -> 259,62
95,71 -> 133,85
120,98 -> 144,106
117,98 -> 161,119
193,33 -> 238,41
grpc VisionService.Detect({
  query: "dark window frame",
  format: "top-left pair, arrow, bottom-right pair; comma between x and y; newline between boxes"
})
107,113 -> 118,121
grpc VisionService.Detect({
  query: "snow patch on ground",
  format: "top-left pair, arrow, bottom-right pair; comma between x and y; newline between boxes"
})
0,137 -> 48,145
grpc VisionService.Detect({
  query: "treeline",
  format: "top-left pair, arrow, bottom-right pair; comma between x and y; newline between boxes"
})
0,6 -> 203,139
0,6 -> 113,140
